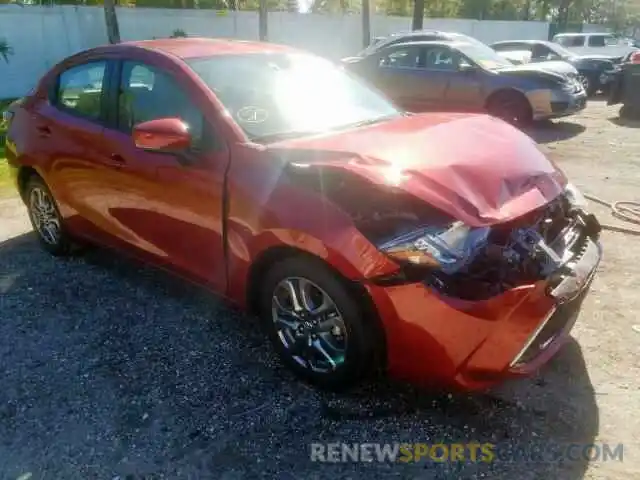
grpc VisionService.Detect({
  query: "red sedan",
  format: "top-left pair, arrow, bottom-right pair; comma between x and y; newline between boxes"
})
4,38 -> 602,391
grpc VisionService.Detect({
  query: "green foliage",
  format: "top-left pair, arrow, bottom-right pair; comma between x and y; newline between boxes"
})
171,28 -> 188,37
0,38 -> 13,64
308,0 -> 640,29
16,0 -> 640,31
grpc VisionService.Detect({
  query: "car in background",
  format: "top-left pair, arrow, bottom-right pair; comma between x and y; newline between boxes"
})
343,39 -> 587,125
551,32 -> 637,61
348,30 -> 490,60
345,30 -> 586,81
4,38 -> 602,393
491,39 -> 618,95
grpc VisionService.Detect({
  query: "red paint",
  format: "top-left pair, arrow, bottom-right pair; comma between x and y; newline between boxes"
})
132,118 -> 191,151
6,39 -> 591,391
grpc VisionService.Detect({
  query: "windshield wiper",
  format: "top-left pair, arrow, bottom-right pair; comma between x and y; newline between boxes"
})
251,130 -> 323,144
335,113 -> 402,130
251,114 -> 401,144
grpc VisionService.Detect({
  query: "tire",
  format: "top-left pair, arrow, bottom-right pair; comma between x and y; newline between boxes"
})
259,256 -> 382,391
486,91 -> 533,127
582,74 -> 599,97
578,74 -> 593,96
24,175 -> 75,256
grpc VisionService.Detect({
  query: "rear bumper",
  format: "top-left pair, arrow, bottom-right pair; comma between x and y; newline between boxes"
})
365,236 -> 602,391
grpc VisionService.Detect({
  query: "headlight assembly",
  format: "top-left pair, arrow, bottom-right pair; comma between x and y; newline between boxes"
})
564,182 -> 588,209
378,221 -> 490,274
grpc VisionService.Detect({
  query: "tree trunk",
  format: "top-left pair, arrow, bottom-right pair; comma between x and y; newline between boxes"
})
362,0 -> 371,48
259,0 -> 268,41
104,0 -> 121,44
522,0 -> 531,21
412,0 -> 424,31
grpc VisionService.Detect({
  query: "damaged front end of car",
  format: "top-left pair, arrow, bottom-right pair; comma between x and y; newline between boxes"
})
281,157 -> 602,387
369,183 -> 602,306
285,161 -> 601,306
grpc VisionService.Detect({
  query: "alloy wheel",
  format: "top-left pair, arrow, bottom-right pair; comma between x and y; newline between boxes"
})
29,186 -> 61,245
271,277 -> 348,373
579,75 -> 590,92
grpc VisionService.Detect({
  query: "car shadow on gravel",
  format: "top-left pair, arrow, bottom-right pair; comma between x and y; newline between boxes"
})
524,121 -> 586,144
0,233 -> 599,480
608,112 -> 640,128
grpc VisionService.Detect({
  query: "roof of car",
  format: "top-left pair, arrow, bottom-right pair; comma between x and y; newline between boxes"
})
554,32 -> 612,37
388,39 -> 470,49
119,37 -> 299,59
492,39 -> 548,45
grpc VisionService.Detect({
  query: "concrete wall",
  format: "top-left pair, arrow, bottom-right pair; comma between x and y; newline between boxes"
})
0,5 -> 550,99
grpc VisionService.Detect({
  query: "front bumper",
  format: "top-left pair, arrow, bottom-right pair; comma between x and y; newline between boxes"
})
528,88 -> 588,121
365,235 -> 602,391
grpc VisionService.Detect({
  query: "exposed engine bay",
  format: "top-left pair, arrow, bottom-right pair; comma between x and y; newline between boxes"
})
286,165 -> 601,301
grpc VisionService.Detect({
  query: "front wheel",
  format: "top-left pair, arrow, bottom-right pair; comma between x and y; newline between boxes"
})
259,256 -> 382,391
486,91 -> 533,127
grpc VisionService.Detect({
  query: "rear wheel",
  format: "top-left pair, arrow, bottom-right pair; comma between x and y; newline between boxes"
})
259,256 -> 382,391
486,91 -> 533,126
25,176 -> 75,256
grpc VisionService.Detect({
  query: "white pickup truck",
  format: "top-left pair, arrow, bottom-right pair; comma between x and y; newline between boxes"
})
551,33 -> 638,61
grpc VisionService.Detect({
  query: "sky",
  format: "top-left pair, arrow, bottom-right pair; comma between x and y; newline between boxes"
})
298,0 -> 313,13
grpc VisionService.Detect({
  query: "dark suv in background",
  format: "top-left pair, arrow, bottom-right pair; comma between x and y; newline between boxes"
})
491,39 -> 619,96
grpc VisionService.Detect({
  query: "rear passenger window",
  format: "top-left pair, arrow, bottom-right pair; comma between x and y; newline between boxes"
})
556,36 -> 585,47
588,36 -> 607,47
55,61 -> 106,120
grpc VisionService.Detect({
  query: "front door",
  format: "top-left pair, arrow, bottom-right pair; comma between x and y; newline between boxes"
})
99,59 -> 230,291
370,45 -> 445,112
431,47 -> 485,112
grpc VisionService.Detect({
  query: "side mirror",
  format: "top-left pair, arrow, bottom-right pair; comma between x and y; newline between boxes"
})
133,117 -> 191,152
458,63 -> 477,73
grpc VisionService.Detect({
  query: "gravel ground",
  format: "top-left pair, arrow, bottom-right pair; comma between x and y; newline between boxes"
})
0,101 -> 638,480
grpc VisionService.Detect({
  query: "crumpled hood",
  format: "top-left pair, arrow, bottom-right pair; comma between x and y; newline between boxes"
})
268,113 -> 567,227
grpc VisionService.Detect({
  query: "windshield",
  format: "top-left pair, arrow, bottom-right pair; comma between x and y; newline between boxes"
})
187,53 -> 400,142
357,36 -> 393,57
456,43 -> 514,69
546,42 -> 576,59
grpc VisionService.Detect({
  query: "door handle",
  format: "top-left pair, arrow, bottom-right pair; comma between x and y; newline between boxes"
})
110,153 -> 126,164
36,125 -> 51,136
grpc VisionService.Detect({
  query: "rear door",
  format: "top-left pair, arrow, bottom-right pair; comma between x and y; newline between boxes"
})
32,58 -> 118,243
98,58 -> 230,289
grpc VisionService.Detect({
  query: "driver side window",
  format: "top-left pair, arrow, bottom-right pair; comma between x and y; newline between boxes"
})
118,61 -> 212,152
532,44 -> 559,61
379,47 -> 421,69
422,46 -> 459,71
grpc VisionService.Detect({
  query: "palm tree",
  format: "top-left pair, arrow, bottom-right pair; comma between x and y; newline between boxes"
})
0,38 -> 13,64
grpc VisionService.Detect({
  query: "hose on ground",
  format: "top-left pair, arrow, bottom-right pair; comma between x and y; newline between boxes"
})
583,193 -> 640,236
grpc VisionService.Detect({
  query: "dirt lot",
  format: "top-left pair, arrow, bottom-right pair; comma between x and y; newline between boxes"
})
0,101 -> 638,479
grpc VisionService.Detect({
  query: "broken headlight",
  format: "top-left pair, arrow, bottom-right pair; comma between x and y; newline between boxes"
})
377,222 -> 490,275
564,183 -> 588,209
